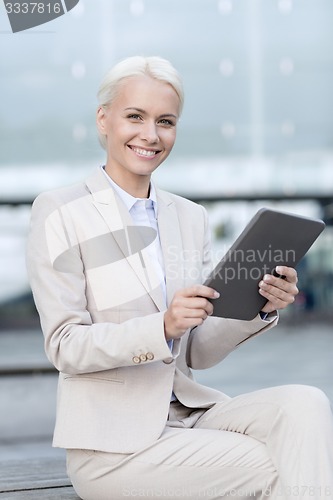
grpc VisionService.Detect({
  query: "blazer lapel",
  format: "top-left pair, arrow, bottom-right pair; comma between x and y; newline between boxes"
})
85,169 -> 166,311
157,189 -> 185,307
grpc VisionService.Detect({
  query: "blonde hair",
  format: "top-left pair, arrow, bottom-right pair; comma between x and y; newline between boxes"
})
97,56 -> 184,149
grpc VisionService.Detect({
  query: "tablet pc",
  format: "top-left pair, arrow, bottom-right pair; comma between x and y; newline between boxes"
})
204,208 -> 325,320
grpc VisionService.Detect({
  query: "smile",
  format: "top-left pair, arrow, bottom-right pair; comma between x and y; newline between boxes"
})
129,146 -> 160,157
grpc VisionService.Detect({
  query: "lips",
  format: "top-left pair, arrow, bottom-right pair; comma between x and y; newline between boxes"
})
128,145 -> 161,157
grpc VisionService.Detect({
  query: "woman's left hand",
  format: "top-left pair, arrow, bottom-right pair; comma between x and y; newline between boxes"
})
259,266 -> 299,314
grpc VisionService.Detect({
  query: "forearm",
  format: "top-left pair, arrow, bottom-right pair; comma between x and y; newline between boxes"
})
186,313 -> 278,370
41,310 -> 175,374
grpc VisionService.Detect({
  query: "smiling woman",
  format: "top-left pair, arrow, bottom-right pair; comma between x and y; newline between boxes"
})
26,56 -> 333,500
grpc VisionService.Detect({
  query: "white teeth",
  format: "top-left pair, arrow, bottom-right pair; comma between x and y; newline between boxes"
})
131,147 -> 157,157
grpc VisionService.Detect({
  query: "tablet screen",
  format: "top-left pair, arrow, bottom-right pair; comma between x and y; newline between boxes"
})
204,208 -> 325,320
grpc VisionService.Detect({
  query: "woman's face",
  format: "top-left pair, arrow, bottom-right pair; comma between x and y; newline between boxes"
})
97,74 -> 180,194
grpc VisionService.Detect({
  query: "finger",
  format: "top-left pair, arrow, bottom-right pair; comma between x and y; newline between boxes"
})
172,302 -> 213,320
259,286 -> 295,304
275,266 -> 298,284
178,285 -> 220,300
259,281 -> 299,304
165,316 -> 206,339
169,308 -> 210,333
183,307 -> 210,320
170,298 -> 214,319
260,274 -> 299,295
172,294 -> 214,315
185,297 -> 214,314
260,285 -> 297,311
260,295 -> 291,314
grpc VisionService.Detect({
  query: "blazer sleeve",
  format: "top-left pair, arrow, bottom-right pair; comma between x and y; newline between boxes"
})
186,314 -> 278,370
26,192 -> 176,375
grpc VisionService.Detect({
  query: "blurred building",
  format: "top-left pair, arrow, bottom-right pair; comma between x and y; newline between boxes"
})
1,0 -> 332,317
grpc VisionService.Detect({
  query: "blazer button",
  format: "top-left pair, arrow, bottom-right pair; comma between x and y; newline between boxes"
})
132,356 -> 141,364
146,352 -> 154,361
139,354 -> 147,362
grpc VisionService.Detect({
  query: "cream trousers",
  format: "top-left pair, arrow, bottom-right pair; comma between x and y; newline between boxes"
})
67,385 -> 333,500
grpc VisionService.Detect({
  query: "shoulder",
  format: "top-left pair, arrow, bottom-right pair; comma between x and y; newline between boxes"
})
31,166 -> 108,215
30,180 -> 89,224
34,181 -> 87,204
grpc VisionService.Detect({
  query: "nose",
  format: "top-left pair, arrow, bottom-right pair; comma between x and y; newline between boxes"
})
140,120 -> 159,144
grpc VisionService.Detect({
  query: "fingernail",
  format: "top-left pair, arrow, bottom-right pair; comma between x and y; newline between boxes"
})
213,291 -> 220,298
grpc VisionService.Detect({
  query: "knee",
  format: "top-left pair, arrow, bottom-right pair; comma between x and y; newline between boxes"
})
289,384 -> 329,404
277,384 -> 331,417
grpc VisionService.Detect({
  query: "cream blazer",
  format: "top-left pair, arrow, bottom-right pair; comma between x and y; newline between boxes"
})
26,167 -> 277,453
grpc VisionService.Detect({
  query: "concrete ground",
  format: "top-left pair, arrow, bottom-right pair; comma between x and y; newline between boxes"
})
0,318 -> 332,462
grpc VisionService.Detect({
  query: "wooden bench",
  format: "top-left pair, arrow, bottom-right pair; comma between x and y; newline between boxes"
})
0,457 -> 80,499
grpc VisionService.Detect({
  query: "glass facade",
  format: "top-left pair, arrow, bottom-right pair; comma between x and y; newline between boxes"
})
1,0 -> 333,313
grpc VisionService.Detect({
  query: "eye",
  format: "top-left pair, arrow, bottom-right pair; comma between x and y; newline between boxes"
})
127,113 -> 142,121
158,118 -> 175,127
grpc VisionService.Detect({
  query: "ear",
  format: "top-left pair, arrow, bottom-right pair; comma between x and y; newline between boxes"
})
96,106 -> 107,135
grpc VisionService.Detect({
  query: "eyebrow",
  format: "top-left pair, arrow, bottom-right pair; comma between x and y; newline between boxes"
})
124,107 -> 178,119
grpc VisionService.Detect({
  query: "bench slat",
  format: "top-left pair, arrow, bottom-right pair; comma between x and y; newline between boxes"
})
0,486 -> 79,499
0,458 -> 75,493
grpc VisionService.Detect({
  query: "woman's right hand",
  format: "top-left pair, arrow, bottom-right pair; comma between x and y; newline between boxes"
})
164,285 -> 219,340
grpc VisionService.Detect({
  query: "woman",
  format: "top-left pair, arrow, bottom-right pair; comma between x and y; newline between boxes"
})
27,56 -> 333,499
